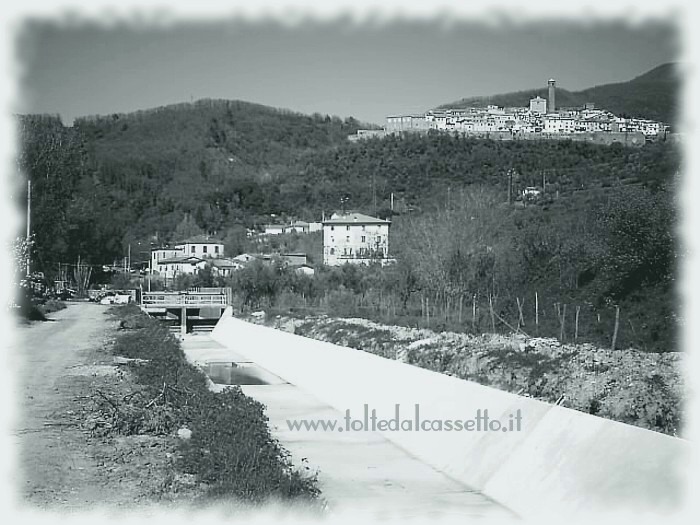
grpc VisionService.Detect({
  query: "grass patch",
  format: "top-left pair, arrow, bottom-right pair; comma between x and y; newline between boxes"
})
101,304 -> 320,504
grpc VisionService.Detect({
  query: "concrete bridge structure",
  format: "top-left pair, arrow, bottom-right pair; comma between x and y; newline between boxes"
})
140,289 -> 230,337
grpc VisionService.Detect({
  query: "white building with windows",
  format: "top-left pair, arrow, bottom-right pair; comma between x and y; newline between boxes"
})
543,115 -> 576,134
154,255 -> 207,280
150,236 -> 225,279
529,96 -> 547,114
322,212 -> 392,266
151,248 -> 182,268
174,235 -> 224,258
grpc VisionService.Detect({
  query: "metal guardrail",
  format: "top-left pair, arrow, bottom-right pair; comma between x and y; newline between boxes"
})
141,292 -> 227,307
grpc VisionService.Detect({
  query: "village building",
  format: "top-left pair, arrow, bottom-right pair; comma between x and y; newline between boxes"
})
154,255 -> 206,280
263,224 -> 286,235
150,236 -> 225,280
322,212 -> 392,266
233,253 -> 258,263
529,96 -> 547,114
174,235 -> 224,258
209,257 -> 245,278
151,248 -> 182,268
295,264 -> 315,276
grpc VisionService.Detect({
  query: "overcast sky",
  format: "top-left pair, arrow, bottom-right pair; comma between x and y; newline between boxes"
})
17,18 -> 677,125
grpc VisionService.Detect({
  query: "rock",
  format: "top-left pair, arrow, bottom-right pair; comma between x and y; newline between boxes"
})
177,427 -> 192,440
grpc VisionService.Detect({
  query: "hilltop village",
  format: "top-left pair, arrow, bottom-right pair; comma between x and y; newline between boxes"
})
353,79 -> 666,144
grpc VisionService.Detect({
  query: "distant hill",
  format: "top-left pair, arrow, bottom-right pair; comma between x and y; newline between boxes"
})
434,63 -> 679,125
72,99 -> 370,237
18,100 -> 369,269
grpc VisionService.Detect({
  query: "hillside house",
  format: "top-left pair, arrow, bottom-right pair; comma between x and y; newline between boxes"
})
154,255 -> 207,280
323,212 -> 392,266
295,264 -> 315,276
233,253 -> 258,263
262,221 -> 321,235
174,235 -> 224,258
151,248 -> 182,268
263,224 -> 286,235
210,257 -> 245,278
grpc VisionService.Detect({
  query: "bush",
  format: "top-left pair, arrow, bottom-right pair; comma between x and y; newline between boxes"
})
37,299 -> 67,315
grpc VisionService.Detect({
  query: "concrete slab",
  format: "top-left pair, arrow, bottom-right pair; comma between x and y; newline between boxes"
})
180,335 -> 511,519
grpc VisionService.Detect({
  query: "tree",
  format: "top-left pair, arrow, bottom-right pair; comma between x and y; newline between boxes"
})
174,213 -> 204,241
594,185 -> 675,300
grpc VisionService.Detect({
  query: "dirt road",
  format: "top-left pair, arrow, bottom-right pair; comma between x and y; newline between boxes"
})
11,302 -> 177,510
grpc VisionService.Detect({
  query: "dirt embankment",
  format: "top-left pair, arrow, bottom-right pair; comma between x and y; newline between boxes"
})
255,314 -> 684,437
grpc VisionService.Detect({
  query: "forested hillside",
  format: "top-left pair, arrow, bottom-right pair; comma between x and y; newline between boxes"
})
75,99 -> 367,240
435,63 -> 679,125
17,100 -> 366,272
18,102 -> 678,271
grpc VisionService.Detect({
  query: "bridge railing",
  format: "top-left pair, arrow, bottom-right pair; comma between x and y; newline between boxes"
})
141,292 -> 228,307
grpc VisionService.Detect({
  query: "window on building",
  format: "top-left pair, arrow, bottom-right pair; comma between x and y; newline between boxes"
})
215,246 -> 219,254
346,236 -> 350,242
362,225 -> 365,231
330,248 -> 335,255
361,236 -> 366,242
331,237 -> 334,242
191,246 -> 195,253
331,226 -> 334,231
203,246 -> 208,254
346,225 -> 350,231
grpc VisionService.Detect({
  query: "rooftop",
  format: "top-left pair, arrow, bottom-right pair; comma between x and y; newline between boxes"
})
210,258 -> 241,268
323,212 -> 390,225
175,235 -> 224,245
158,255 -> 205,264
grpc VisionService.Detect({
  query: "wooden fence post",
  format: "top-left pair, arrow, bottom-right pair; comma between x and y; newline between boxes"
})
560,304 -> 567,342
472,294 -> 476,331
611,305 -> 620,350
489,294 -> 496,333
575,305 -> 580,343
516,297 -> 525,328
458,293 -> 463,324
535,291 -> 539,335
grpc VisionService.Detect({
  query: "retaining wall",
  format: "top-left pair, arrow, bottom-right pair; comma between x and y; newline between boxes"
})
212,310 -> 687,518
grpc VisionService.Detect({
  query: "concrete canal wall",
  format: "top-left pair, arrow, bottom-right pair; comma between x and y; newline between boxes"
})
211,310 -> 688,517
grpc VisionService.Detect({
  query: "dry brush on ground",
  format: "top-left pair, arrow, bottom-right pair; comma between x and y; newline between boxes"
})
258,314 -> 683,436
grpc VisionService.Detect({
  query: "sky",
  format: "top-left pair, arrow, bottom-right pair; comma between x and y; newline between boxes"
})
16,18 -> 678,126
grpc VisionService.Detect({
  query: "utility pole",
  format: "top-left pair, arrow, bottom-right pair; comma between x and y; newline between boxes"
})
507,168 -> 513,205
26,179 -> 31,276
128,244 -> 131,273
390,192 -> 394,212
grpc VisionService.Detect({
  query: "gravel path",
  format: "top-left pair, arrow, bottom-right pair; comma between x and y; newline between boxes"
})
11,303 -> 158,510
